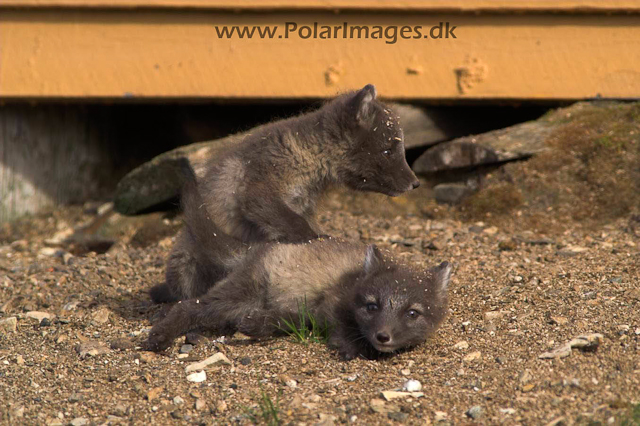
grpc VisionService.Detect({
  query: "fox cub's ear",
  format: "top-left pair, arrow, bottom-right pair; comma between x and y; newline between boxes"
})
363,244 -> 384,275
427,261 -> 452,303
353,84 -> 378,125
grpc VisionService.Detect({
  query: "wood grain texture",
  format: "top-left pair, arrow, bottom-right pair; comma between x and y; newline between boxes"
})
4,0 -> 640,12
1,10 -> 639,100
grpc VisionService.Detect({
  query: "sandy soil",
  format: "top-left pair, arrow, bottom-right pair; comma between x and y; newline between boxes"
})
0,185 -> 638,426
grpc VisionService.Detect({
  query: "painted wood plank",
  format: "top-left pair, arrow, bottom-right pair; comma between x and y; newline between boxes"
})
1,10 -> 639,99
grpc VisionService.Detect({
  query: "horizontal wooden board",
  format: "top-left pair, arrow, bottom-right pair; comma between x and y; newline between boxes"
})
4,0 -> 640,12
1,10 -> 639,100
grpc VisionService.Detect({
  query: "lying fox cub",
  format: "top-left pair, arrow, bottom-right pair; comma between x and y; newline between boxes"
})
147,178 -> 450,360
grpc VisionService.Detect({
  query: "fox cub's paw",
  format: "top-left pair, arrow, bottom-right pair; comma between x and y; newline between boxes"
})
146,326 -> 173,352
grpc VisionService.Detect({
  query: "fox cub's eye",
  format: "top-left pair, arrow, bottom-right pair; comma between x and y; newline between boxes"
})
382,149 -> 392,156
407,309 -> 420,318
366,303 -> 379,312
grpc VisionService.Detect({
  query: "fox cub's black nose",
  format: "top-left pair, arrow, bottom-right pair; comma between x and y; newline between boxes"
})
411,180 -> 421,189
376,332 -> 391,343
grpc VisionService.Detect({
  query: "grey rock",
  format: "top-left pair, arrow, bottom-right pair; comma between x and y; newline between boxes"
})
110,338 -> 135,351
70,417 -> 89,426
434,183 -> 476,205
179,344 -> 193,354
112,404 -> 128,417
466,406 -> 483,419
75,341 -> 110,359
414,141 -> 499,175
0,317 -> 17,333
388,412 -> 409,422
114,133 -> 251,215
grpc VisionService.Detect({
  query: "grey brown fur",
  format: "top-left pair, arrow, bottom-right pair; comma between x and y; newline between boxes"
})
147,175 -> 451,360
150,84 -> 420,303
148,239 -> 450,360
201,84 -> 419,243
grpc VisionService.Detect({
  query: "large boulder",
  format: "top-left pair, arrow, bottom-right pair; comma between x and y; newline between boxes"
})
114,132 -> 251,215
413,112 -> 555,175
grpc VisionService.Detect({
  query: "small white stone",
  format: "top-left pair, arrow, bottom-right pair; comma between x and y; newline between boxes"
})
402,379 -> 422,392
173,396 -> 184,405
185,352 -> 231,373
453,340 -> 469,350
187,370 -> 207,383
285,379 -> 297,389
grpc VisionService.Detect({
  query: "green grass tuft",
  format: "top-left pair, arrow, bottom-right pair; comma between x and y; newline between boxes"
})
245,388 -> 281,426
279,298 -> 331,344
621,403 -> 640,426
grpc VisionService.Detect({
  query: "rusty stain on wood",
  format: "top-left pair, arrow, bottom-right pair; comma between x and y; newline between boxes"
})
0,10 -> 639,100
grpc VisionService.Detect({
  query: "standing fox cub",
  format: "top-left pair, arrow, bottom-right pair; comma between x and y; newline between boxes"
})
147,176 -> 451,360
150,84 -> 420,303
200,83 -> 419,243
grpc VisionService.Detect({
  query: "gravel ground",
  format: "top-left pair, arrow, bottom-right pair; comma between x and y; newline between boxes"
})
0,186 -> 639,425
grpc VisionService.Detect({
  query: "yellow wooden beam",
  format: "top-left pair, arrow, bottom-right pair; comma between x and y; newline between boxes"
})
1,10 -> 639,100
4,0 -> 640,12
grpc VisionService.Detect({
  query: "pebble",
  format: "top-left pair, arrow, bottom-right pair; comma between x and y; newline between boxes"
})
400,369 -> 411,376
484,311 -> 507,321
195,399 -> 207,411
180,344 -> 193,354
75,341 -> 110,359
463,351 -> 482,362
557,246 -> 588,257
173,396 -> 184,405
549,315 -> 569,325
112,404 -> 128,417
216,400 -> 228,413
26,311 -> 53,322
187,371 -> 207,383
369,398 -> 395,414
466,406 -> 483,419
40,318 -> 52,327
135,352 -> 156,363
498,239 -> 517,251
402,379 -> 423,392
70,418 -> 89,426
483,226 -> 499,235
500,408 -> 516,415
62,252 -> 74,265
388,412 -> 409,422
284,378 -> 297,389
185,352 -> 231,373
434,411 -> 448,422
0,317 -> 17,333
146,387 -> 163,401
380,390 -> 424,401
90,308 -> 111,325
539,333 -> 604,359
110,338 -> 135,351
38,247 -> 62,257
62,301 -> 79,312
68,393 -> 83,403
453,340 -> 469,350
239,356 -> 252,365
10,239 -> 28,251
